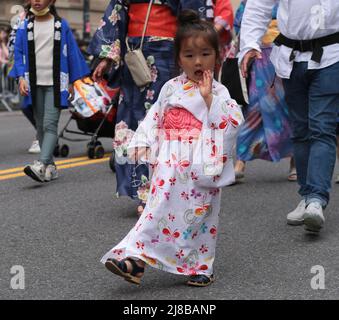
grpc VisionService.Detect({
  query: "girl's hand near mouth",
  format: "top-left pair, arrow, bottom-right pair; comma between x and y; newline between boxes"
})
198,70 -> 213,110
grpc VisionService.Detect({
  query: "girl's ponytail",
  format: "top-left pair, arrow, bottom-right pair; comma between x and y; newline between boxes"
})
177,9 -> 200,27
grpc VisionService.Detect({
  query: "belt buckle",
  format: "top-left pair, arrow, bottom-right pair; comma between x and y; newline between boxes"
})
299,40 -> 304,52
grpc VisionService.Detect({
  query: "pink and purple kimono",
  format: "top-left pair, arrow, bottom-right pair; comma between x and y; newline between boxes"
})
101,74 -> 244,276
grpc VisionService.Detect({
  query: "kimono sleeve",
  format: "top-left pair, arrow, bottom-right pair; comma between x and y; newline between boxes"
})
87,0 -> 128,66
127,82 -> 168,156
66,24 -> 90,83
8,25 -> 25,79
193,84 -> 244,188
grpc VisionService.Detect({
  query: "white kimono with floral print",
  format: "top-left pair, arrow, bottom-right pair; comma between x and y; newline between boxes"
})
101,74 -> 244,276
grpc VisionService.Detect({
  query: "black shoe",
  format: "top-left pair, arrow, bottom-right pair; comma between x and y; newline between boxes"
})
105,258 -> 144,285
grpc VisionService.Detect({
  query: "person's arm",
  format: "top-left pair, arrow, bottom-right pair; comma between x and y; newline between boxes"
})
214,0 -> 234,40
198,70 -> 213,110
238,0 -> 276,77
88,0 -> 128,82
2,44 -> 9,63
8,26 -> 28,96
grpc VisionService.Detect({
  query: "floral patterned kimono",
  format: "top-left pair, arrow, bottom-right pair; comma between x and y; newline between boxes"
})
88,0 -> 233,206
101,74 -> 244,276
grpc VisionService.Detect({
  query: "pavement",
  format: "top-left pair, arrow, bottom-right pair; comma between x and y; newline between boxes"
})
1,110 -> 339,300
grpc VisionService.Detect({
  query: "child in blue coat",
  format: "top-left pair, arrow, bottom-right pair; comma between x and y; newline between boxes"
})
9,0 -> 90,182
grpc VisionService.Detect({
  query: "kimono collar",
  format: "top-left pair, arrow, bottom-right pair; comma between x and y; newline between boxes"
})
27,15 -> 61,41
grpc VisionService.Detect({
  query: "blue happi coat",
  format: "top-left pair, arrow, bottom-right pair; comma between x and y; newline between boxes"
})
9,16 -> 90,109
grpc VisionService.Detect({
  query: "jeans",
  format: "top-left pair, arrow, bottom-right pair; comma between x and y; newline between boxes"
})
283,61 -> 339,207
33,86 -> 60,165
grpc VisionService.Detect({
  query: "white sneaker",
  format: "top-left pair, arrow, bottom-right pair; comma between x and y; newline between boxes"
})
304,202 -> 325,232
287,199 -> 306,225
44,164 -> 58,182
24,160 -> 45,182
28,140 -> 41,154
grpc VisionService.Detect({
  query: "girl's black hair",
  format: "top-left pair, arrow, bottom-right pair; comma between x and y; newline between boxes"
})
174,9 -> 220,66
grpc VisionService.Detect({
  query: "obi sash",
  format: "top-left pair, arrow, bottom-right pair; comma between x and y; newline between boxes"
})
128,3 -> 177,38
162,107 -> 202,141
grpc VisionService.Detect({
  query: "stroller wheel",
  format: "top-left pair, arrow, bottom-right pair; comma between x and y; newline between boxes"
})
60,144 -> 70,157
54,145 -> 60,157
94,145 -> 105,159
87,145 -> 95,159
109,151 -> 116,173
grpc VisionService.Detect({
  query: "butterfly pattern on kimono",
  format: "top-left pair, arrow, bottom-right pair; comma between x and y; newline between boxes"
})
101,73 -> 244,276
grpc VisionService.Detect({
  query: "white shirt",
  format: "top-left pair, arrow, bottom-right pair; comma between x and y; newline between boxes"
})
239,0 -> 339,78
34,17 -> 54,86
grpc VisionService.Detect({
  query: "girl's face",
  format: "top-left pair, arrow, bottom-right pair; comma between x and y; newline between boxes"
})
178,36 -> 216,83
31,0 -> 52,12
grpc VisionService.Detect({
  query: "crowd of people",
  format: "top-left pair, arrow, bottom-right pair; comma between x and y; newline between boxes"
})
4,0 -> 339,287
0,26 -> 19,112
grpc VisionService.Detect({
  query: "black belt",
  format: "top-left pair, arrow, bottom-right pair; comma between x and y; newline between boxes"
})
274,32 -> 339,63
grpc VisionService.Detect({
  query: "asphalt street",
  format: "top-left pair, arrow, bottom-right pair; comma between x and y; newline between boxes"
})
1,111 -> 339,300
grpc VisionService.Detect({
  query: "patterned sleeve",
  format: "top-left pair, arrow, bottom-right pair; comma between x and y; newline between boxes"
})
127,81 -> 169,156
7,21 -> 20,60
87,0 -> 128,68
193,83 -> 244,188
8,23 -> 25,79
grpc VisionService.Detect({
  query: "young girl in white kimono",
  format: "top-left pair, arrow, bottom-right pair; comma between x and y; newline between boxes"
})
101,10 -> 244,287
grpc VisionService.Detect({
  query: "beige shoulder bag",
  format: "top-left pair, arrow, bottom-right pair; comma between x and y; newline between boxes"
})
124,0 -> 154,87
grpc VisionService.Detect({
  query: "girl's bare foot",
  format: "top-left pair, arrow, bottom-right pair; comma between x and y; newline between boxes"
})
137,202 -> 145,216
288,157 -> 297,182
234,160 -> 246,179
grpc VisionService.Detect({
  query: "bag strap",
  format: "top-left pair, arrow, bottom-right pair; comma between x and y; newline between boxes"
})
126,0 -> 154,51
140,0 -> 154,50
